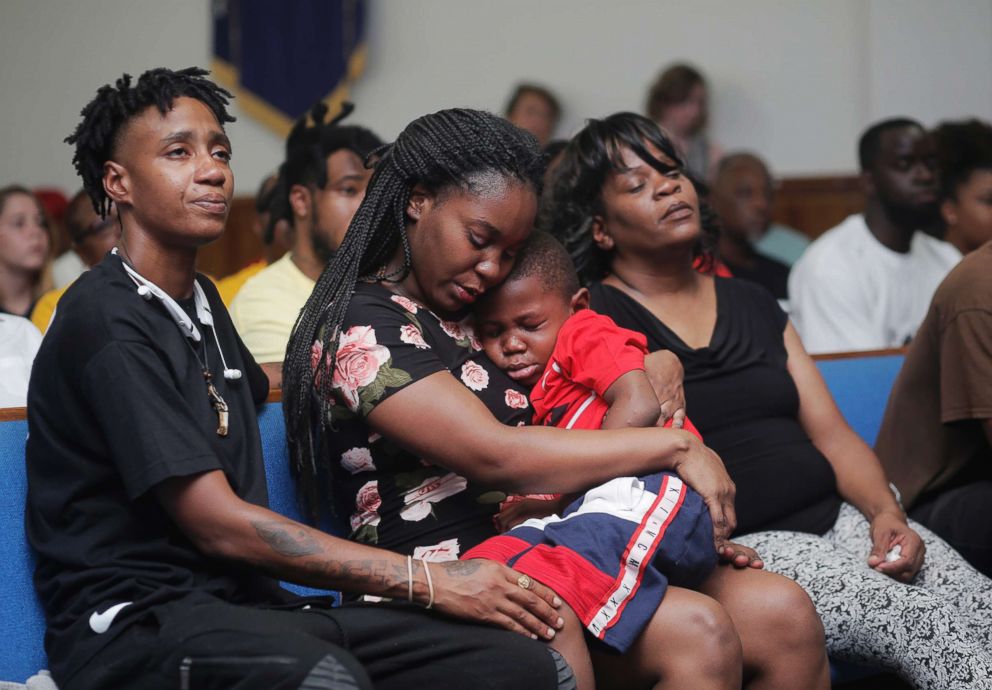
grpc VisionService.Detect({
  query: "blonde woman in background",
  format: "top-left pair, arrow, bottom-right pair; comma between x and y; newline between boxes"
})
0,185 -> 53,319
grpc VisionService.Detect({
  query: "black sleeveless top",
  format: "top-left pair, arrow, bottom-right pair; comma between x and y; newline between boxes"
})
590,278 -> 842,536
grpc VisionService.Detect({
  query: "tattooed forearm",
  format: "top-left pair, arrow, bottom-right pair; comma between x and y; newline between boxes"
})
251,519 -> 322,557
302,559 -> 409,592
249,519 -> 412,597
440,560 -> 482,576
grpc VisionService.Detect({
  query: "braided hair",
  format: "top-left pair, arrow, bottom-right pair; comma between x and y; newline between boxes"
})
539,112 -> 718,285
65,67 -> 234,218
282,108 -> 543,520
266,101 -> 382,243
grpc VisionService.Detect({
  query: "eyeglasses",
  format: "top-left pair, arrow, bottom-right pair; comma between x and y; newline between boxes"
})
73,216 -> 118,243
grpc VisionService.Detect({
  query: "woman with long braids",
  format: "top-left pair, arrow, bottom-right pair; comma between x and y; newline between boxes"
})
545,111 -> 992,689
283,109 -> 830,690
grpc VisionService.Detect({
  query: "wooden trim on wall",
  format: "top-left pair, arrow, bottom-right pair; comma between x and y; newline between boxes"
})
771,174 -> 864,240
0,407 -> 26,422
811,347 -> 907,361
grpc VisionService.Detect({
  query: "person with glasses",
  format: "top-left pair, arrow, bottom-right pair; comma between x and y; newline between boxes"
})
31,190 -> 122,332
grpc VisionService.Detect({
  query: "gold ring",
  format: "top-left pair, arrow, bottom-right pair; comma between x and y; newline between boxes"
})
517,574 -> 532,590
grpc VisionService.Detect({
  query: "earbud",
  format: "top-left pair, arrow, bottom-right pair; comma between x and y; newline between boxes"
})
117,248 -> 242,385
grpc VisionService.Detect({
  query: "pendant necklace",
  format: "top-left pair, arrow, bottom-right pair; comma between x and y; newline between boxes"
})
184,336 -> 229,437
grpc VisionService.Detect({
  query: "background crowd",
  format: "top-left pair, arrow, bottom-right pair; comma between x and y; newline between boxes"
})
4,3 -> 992,689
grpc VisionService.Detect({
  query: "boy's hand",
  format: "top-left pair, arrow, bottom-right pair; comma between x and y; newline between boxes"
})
494,497 -> 560,532
644,350 -> 686,428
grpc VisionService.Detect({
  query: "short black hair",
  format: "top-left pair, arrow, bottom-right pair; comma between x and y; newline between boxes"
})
713,151 -> 771,184
64,189 -> 97,241
255,173 -> 279,214
499,231 -> 579,302
543,139 -> 569,161
858,117 -> 923,171
267,101 -> 382,234
505,83 -> 561,122
934,119 -> 992,201
65,67 -> 235,218
540,112 -> 719,284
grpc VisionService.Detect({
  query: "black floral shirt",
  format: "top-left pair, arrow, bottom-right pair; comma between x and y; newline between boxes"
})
317,282 -> 531,560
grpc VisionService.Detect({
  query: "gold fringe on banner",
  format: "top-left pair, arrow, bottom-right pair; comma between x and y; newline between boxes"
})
211,42 -> 368,138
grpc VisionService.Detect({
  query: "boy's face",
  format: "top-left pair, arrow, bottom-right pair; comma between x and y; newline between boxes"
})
476,274 -> 576,388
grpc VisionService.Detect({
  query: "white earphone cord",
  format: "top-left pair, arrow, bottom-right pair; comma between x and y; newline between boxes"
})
114,248 -> 242,381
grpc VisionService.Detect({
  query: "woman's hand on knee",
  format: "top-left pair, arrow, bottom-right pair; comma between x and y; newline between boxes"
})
867,510 -> 926,582
432,560 -> 565,640
718,541 -> 763,569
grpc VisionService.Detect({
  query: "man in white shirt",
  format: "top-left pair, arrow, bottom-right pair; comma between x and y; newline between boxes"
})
789,118 -> 961,354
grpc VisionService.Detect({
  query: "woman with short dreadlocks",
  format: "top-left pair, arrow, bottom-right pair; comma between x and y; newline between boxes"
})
25,67 -> 572,690
283,108 -> 826,690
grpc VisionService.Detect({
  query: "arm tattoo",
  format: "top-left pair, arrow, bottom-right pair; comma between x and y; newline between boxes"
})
302,559 -> 409,591
251,519 -> 321,557
250,519 -> 409,595
440,560 -> 481,577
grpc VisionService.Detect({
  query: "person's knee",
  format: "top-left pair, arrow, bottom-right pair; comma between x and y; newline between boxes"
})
467,631 -> 565,689
676,597 -> 743,678
760,577 -> 825,654
299,651 -> 373,690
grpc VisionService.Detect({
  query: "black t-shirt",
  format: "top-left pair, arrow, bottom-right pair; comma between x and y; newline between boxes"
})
25,255 -> 286,683
319,283 -> 530,560
589,278 -> 841,536
723,252 -> 791,301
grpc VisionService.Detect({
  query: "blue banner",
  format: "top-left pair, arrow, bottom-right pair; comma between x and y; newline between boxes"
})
212,0 -> 366,136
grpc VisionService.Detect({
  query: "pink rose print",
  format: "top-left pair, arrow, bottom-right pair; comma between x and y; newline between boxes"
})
504,389 -> 529,409
341,447 -> 376,474
439,320 -> 467,341
350,480 -> 382,531
400,473 -> 469,522
310,339 -> 331,384
390,294 -> 420,314
399,323 -> 430,350
459,361 -> 489,391
332,326 -> 391,412
311,339 -> 324,368
458,318 -> 483,351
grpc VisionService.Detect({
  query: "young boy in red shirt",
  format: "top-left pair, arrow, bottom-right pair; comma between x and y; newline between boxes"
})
464,233 -> 760,667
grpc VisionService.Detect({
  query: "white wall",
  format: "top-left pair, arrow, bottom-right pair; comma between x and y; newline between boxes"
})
1,0 -> 990,196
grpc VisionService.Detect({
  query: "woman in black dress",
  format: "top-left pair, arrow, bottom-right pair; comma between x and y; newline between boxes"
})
544,111 -> 992,690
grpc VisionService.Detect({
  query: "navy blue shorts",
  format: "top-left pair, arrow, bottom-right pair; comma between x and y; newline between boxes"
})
465,472 -> 716,653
